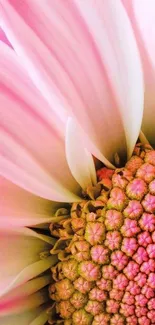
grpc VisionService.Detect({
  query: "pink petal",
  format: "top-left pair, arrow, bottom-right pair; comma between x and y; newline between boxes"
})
0,289 -> 48,316
0,27 -> 12,46
0,42 -> 80,202
0,275 -> 51,304
66,118 -> 96,189
0,176 -> 62,227
0,0 -> 143,163
123,0 -> 155,145
77,0 -> 144,159
0,227 -> 54,297
0,307 -> 48,325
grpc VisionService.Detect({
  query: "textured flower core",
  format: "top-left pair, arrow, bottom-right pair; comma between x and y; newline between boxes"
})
48,144 -> 155,325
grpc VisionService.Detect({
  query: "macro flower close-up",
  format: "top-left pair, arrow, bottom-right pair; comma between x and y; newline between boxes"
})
0,0 -> 155,324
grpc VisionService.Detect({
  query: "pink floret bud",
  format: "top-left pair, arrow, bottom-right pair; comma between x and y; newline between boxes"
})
135,294 -> 148,307
106,299 -> 119,313
109,288 -> 124,301
122,291 -> 135,305
111,250 -> 128,270
85,300 -> 104,316
123,200 -> 143,219
126,178 -> 147,200
147,310 -> 155,321
126,315 -> 138,324
146,243 -> 155,258
142,193 -> 155,213
110,314 -> 125,325
120,303 -> 135,316
134,272 -> 147,287
133,247 -> 148,265
74,277 -> 93,294
121,219 -> 140,237
89,287 -> 107,302
78,261 -> 101,281
104,231 -> 122,250
136,163 -> 155,183
96,278 -> 112,291
126,155 -> 143,175
148,297 -> 155,310
135,306 -> 147,317
141,284 -> 155,298
147,272 -> 155,288
145,150 -> 155,165
90,245 -> 109,264
102,265 -> 118,280
105,209 -> 123,230
85,222 -> 105,245
138,231 -> 152,247
140,259 -> 155,274
112,170 -> 129,189
113,274 -> 129,290
122,237 -> 138,256
139,213 -> 155,232
149,179 -> 155,195
152,230 -> 155,242
92,313 -> 110,325
126,281 -> 141,295
107,187 -> 127,211
124,261 -> 140,280
138,316 -> 150,325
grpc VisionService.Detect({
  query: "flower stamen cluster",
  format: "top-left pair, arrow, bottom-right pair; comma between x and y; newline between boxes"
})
48,144 -> 155,324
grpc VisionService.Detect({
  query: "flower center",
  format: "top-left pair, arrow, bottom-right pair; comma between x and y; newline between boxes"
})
48,144 -> 155,325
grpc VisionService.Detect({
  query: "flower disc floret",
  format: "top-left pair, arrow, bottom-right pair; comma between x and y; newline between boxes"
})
92,313 -> 110,325
107,187 -> 128,211
145,150 -> 155,165
72,309 -> 93,325
54,279 -> 74,301
126,178 -> 147,200
121,237 -> 138,256
70,291 -> 88,309
62,259 -> 79,280
78,261 -> 101,281
123,200 -> 143,219
105,210 -> 123,230
135,272 -> 147,287
57,300 -> 75,319
111,250 -> 128,270
149,180 -> 155,194
85,222 -> 105,245
136,163 -> 155,183
110,314 -> 125,325
89,287 -> 107,302
104,231 -> 122,250
74,277 -> 93,294
85,300 -> 104,316
90,245 -> 109,264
